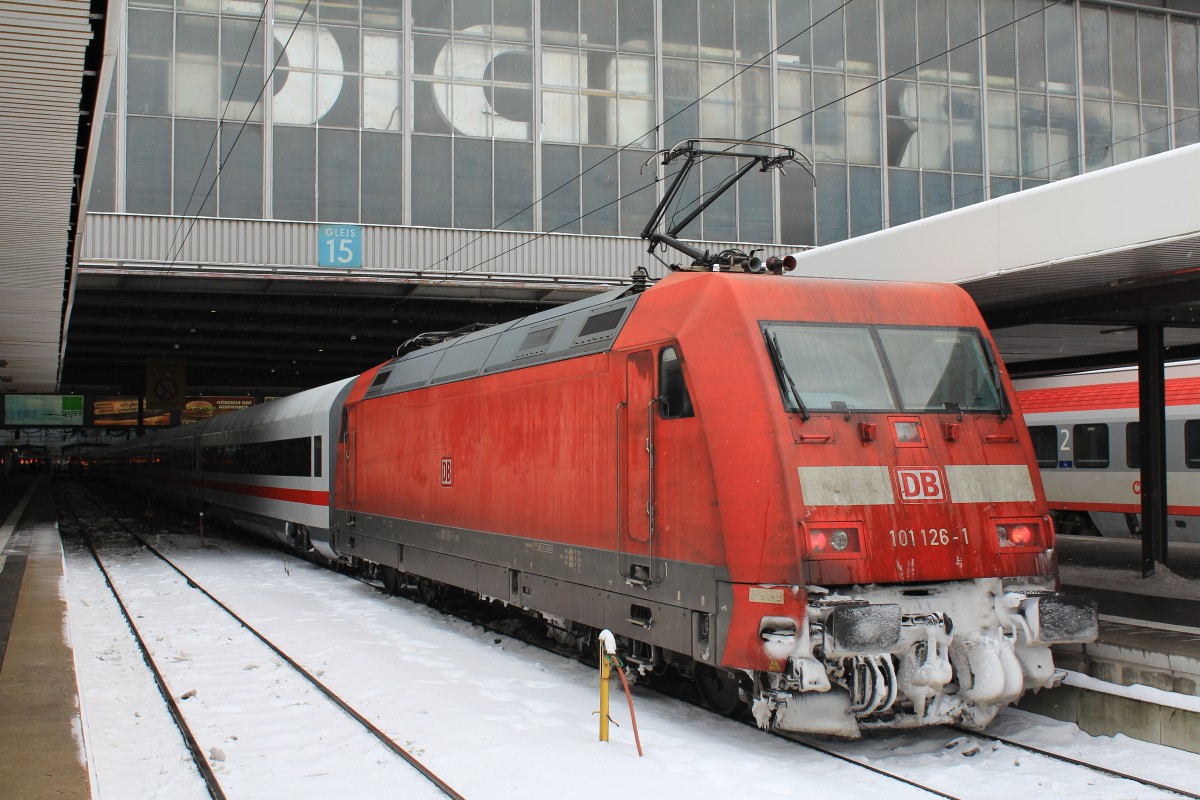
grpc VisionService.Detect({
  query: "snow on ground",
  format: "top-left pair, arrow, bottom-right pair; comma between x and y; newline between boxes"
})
1058,536 -> 1200,601
64,530 -> 1200,800
1060,561 -> 1200,602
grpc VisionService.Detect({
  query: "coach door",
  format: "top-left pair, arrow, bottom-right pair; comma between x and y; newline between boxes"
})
621,350 -> 655,584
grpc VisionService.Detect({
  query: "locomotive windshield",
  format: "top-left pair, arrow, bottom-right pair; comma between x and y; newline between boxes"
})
763,323 -> 1004,415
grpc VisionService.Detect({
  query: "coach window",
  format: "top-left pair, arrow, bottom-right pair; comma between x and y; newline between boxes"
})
1072,423 -> 1109,469
1186,421 -> 1200,468
658,347 -> 694,419
1028,425 -> 1057,468
1126,423 -> 1140,469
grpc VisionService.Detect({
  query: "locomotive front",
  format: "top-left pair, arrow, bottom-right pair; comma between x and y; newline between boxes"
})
685,278 -> 1099,736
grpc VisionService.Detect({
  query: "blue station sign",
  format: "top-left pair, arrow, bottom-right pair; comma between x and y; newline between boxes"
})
319,224 -> 363,268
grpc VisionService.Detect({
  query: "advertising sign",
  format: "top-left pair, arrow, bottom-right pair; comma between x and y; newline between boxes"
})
92,397 -> 171,427
4,395 -> 85,426
181,396 -> 255,424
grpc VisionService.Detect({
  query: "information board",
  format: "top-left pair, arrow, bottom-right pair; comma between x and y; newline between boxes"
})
4,395 -> 85,426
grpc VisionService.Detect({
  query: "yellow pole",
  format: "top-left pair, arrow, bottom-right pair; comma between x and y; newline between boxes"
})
597,628 -> 616,743
599,641 -> 611,742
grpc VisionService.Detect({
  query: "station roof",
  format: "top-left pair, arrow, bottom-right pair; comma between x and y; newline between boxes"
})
788,143 -> 1200,378
2,13 -> 1200,395
0,0 -> 99,394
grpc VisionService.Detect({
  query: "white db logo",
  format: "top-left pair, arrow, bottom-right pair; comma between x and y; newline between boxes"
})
440,457 -> 453,487
895,468 -> 945,502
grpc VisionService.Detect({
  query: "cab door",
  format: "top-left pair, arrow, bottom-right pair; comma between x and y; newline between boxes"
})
338,403 -> 358,509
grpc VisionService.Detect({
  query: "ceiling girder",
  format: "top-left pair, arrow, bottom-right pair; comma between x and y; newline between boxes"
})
1005,343 -> 1200,378
984,279 -> 1200,329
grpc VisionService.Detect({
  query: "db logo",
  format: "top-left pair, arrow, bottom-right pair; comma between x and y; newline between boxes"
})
440,457 -> 453,487
895,467 -> 946,502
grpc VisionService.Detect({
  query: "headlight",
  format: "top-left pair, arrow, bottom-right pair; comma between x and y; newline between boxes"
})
806,523 -> 864,559
995,518 -> 1044,551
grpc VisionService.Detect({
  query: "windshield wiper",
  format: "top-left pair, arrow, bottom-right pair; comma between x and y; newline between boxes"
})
767,331 -> 809,421
981,339 -> 1010,421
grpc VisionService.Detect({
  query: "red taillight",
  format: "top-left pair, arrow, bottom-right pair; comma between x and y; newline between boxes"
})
995,518 -> 1043,550
806,523 -> 864,559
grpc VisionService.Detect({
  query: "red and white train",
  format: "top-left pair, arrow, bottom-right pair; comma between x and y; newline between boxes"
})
1017,364 -> 1200,543
97,269 -> 1096,737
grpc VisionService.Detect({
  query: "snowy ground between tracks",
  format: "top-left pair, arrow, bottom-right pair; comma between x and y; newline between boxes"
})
63,532 -> 1200,800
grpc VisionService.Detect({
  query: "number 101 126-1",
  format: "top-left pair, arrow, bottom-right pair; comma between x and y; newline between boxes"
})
889,527 -> 970,547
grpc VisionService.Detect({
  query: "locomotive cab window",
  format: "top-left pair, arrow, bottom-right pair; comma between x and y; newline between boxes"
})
1072,424 -> 1109,469
658,347 -> 694,419
1028,425 -> 1057,468
877,328 -> 1002,412
761,322 -> 1003,415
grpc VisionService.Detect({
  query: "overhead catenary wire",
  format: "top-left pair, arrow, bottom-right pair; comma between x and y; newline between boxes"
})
405,0 -> 858,274
337,0 -> 857,330
157,0 -> 315,279
352,0 -> 1082,328
155,0 -> 854,316
159,0 -> 271,269
749,0 -> 1071,145
849,110 -> 1200,238
150,0 -> 1179,341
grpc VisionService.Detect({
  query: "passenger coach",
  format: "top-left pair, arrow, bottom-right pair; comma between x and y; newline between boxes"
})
1017,365 -> 1200,542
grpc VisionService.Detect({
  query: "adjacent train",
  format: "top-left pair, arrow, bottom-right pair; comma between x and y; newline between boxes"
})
95,269 -> 1097,737
1016,364 -> 1200,543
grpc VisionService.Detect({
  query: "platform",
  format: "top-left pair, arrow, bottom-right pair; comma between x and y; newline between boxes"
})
0,474 -> 89,798
1016,535 -> 1200,753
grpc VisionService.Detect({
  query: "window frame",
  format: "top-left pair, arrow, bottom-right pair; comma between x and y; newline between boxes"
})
657,345 -> 695,420
1072,423 -> 1110,469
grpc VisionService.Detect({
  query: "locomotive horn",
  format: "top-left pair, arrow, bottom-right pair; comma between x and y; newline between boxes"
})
764,255 -> 798,275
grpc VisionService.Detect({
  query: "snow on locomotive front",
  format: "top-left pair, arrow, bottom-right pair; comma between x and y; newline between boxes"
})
643,273 -> 1099,737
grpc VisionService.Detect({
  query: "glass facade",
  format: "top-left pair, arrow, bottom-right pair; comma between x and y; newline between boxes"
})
88,0 -> 1200,247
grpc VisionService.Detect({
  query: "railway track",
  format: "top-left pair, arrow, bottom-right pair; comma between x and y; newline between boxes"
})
952,726 -> 1200,799
779,725 -> 1200,800
58,483 -> 465,800
62,482 -> 1199,800
380,570 -> 1200,799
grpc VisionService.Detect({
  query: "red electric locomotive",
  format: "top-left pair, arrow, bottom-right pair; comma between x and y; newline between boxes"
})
99,141 -> 1096,737
331,265 -> 1095,736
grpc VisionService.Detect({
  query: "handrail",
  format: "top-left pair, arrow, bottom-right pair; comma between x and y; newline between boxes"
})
646,397 -> 657,585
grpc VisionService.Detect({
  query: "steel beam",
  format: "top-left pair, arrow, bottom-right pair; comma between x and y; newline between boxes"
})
1137,324 -> 1168,576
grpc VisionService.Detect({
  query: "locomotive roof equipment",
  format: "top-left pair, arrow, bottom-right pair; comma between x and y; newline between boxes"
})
639,138 -> 808,274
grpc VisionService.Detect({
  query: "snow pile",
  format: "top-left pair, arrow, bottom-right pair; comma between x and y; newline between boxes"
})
1062,670 -> 1200,714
